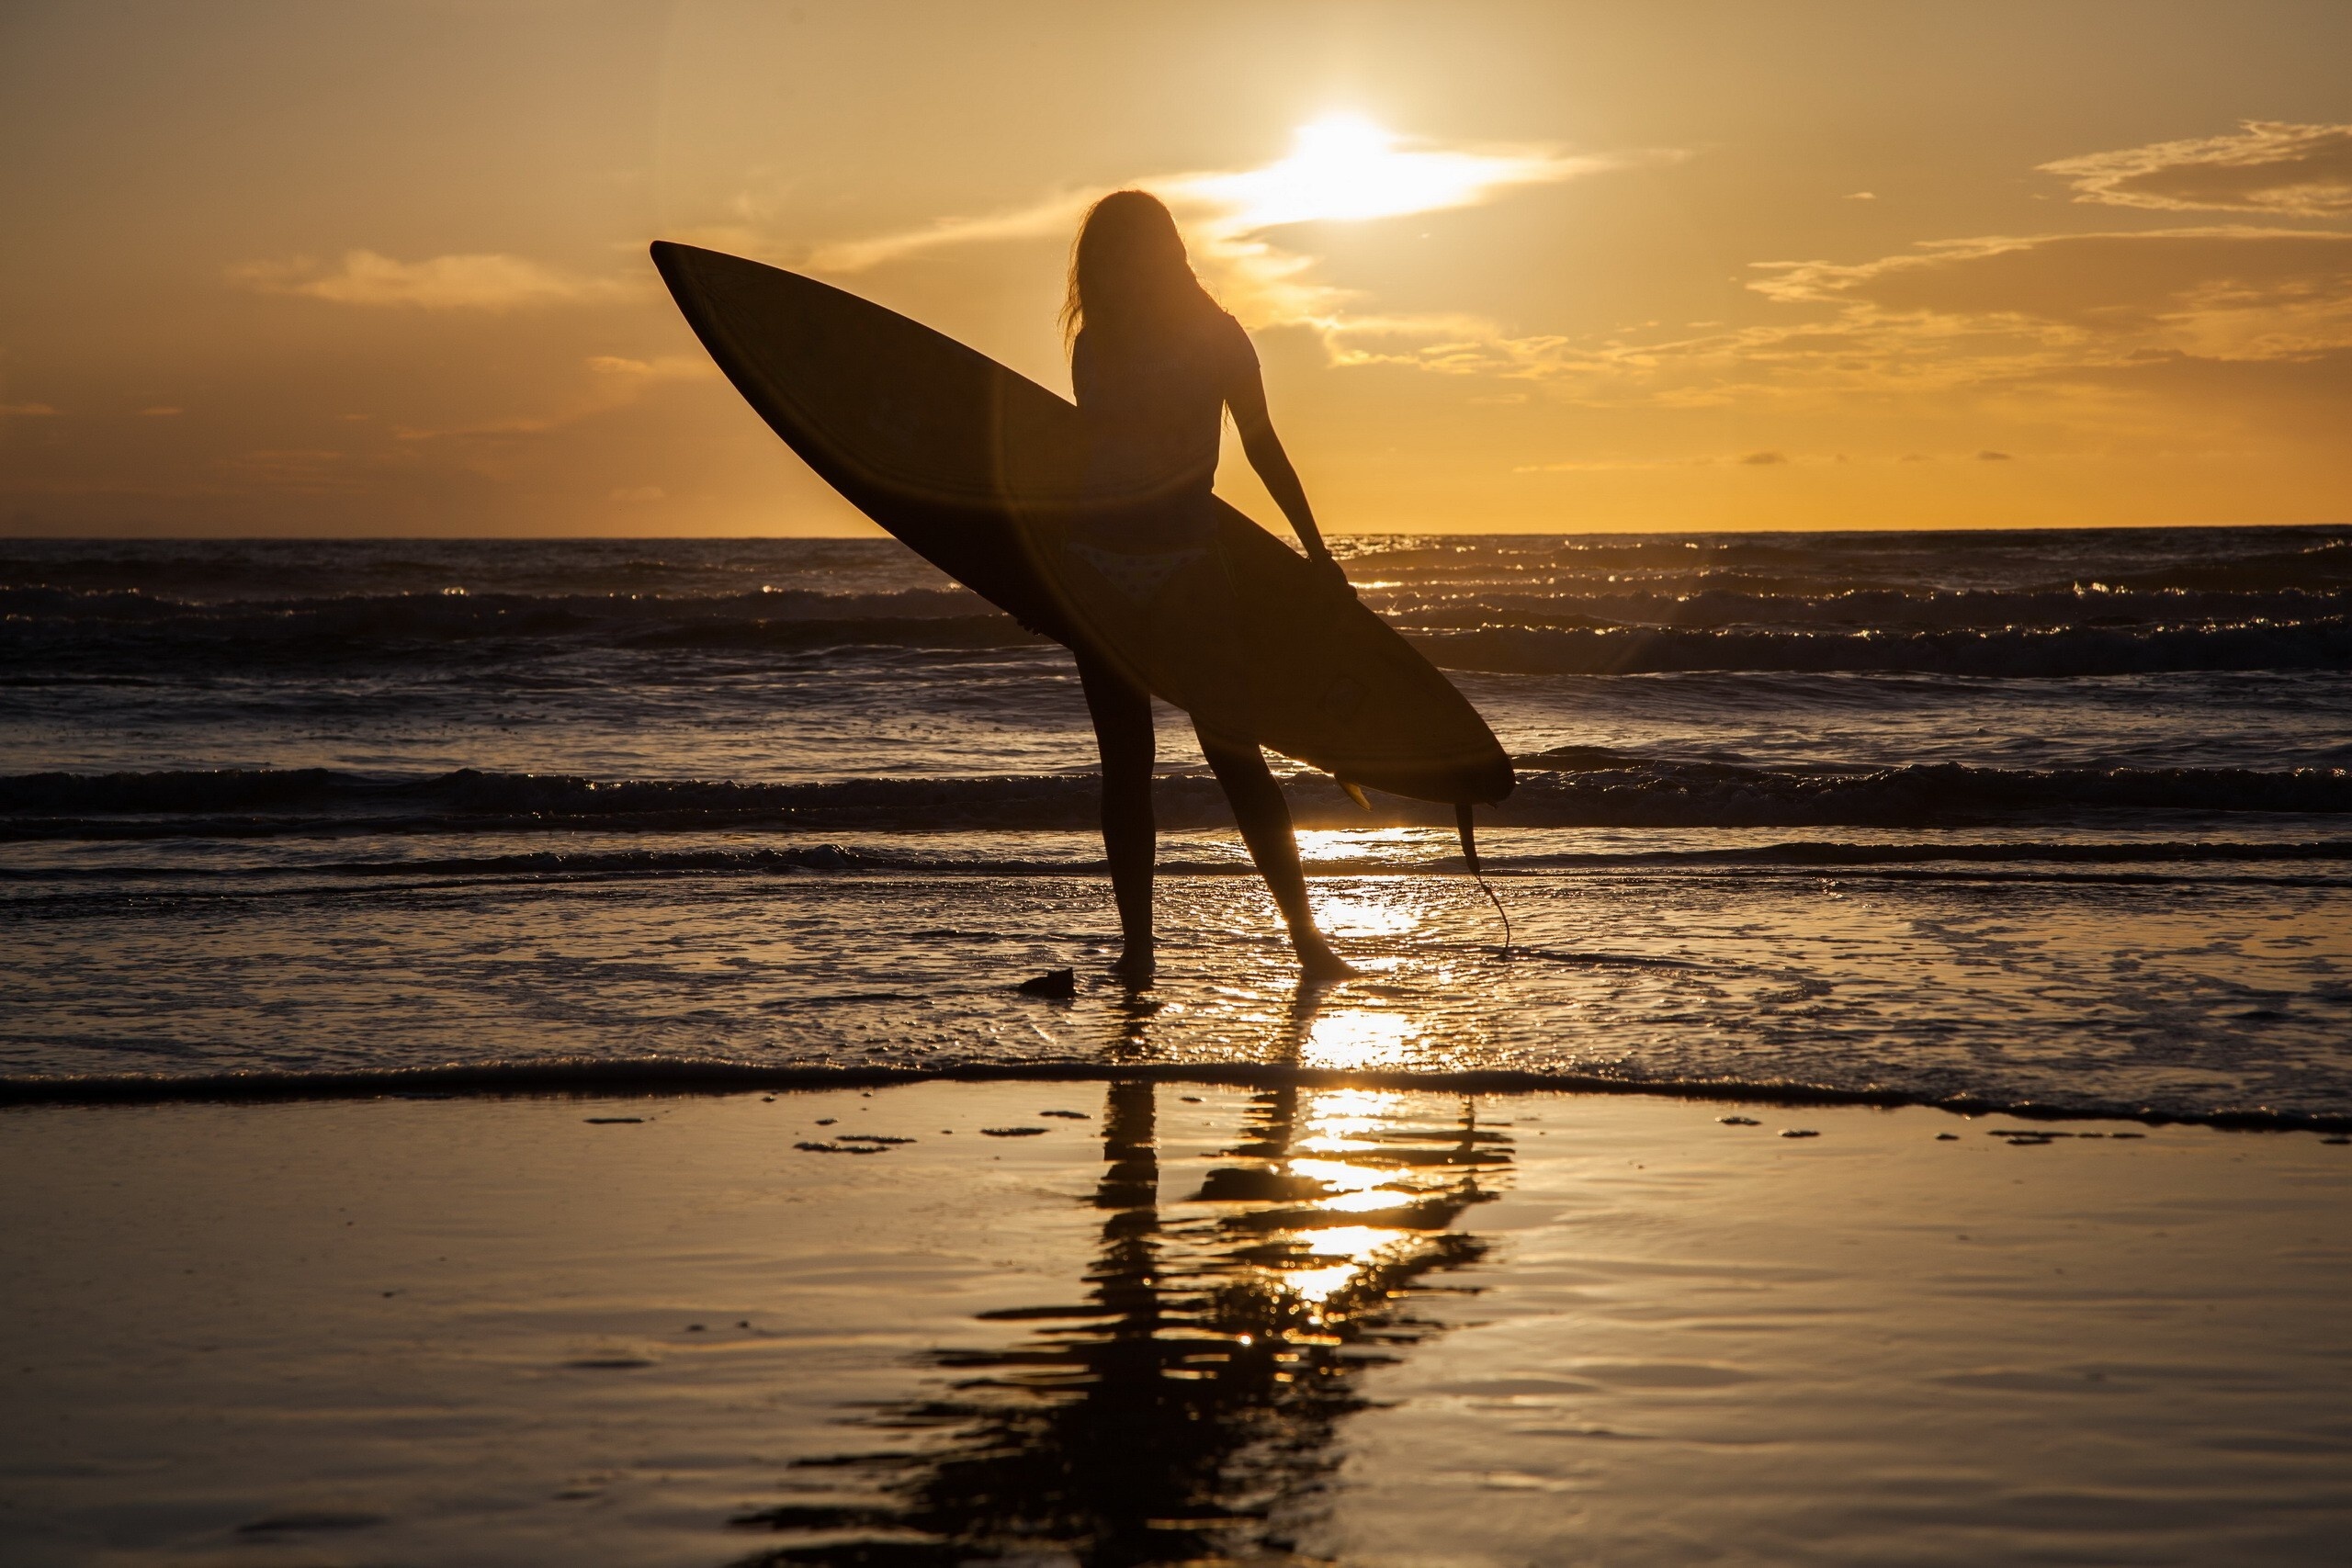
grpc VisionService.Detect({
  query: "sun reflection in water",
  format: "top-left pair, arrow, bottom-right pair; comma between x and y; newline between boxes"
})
1295,1089 -> 1405,1149
774,1084 -> 1510,1562
1257,1090 -> 1462,1313
1312,889 -> 1425,938
1294,826 -> 1431,863
1300,1008 -> 1420,1069
1312,1187 -> 1420,1214
1283,1156 -> 1393,1191
1276,1226 -> 1416,1305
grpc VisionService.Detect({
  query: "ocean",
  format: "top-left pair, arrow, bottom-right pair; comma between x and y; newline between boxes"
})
4,526 -> 2347,1125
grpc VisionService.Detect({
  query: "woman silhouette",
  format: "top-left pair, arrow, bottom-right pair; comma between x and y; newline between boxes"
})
1061,190 -> 1353,984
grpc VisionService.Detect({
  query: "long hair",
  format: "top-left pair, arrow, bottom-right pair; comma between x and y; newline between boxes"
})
1060,189 -> 1220,353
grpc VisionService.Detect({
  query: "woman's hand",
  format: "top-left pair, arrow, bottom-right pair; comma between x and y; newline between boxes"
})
1307,548 -> 1354,596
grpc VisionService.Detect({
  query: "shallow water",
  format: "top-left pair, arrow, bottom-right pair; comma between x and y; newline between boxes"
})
5,1086 -> 2346,1566
3,529 -> 2346,1123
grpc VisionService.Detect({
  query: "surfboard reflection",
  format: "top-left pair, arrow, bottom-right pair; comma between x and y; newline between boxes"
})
732,1081 -> 1511,1565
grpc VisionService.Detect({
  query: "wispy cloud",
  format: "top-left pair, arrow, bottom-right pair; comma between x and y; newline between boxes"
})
1331,130 -> 2352,404
232,249 -> 637,310
807,199 -> 1095,275
1512,449 -> 1915,472
787,117 -> 1657,361
1,401 -> 59,418
2040,121 -> 2352,219
1749,228 -> 2352,360
582,354 -> 713,383
390,355 -> 713,441
208,447 -> 368,494
1460,222 -> 2352,412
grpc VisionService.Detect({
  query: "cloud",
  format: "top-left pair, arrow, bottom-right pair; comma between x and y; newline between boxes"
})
583,354 -> 714,383
1515,449 -> 1842,472
2041,121 -> 2352,218
781,117 -> 1657,367
1750,228 -> 2352,360
209,447 -> 366,493
233,250 -> 635,310
1977,449 -> 2013,460
806,197 -> 1095,275
1174,116 -> 1606,232
1308,157 -> 2352,399
809,117 -> 1612,277
390,355 -> 714,442
1,402 -> 58,417
1430,220 -> 2352,427
1371,133 -> 2352,404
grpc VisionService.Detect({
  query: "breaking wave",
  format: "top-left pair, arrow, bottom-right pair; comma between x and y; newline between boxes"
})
1412,618 -> 2352,678
6,761 -> 2348,840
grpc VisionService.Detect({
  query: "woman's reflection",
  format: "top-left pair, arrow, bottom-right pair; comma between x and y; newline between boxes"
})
732,1079 -> 1511,1565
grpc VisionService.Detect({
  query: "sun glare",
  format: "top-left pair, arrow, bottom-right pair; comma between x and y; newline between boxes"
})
1177,115 -> 1570,231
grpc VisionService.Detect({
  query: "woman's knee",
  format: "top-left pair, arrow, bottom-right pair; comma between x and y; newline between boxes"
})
1197,733 -> 1271,790
1077,653 -> 1155,773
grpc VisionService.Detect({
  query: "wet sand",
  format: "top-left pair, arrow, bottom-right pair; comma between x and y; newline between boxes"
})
3,1084 -> 2346,1565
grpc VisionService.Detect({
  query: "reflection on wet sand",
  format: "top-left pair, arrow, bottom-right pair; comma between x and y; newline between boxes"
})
734,1077 -> 1511,1565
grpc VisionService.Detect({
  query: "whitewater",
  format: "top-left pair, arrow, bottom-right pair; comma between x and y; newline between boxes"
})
3,527 -> 2346,1125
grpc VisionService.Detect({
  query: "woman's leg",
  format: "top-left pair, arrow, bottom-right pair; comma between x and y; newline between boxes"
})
1197,729 -> 1355,981
1076,651 -> 1157,976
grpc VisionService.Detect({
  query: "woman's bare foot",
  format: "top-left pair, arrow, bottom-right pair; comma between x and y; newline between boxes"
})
1111,943 -> 1156,985
1294,933 -> 1359,985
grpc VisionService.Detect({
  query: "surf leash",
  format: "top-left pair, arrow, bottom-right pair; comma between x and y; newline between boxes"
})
1455,802 -> 1513,957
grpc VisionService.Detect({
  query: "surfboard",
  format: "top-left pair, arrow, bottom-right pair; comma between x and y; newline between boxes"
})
651,242 -> 1513,807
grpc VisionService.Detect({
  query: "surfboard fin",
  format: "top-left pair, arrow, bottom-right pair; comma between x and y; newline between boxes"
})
1456,802 -> 1512,956
1337,778 -> 1371,811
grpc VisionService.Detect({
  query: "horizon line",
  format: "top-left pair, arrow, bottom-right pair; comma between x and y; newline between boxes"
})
3,519 -> 2344,544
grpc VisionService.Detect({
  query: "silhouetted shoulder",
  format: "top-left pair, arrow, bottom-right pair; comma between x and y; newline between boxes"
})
1213,310 -> 1259,370
1207,310 -> 1259,403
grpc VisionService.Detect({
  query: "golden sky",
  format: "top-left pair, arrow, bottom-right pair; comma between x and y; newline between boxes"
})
3,0 -> 2348,536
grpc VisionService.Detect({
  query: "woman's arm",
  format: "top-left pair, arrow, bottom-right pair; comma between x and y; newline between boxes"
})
1225,353 -> 1345,579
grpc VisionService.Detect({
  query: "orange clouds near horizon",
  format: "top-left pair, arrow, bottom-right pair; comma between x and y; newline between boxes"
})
2,1 -> 2346,537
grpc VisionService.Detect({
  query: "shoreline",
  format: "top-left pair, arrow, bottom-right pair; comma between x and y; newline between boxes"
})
5,1056 -> 2349,1133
